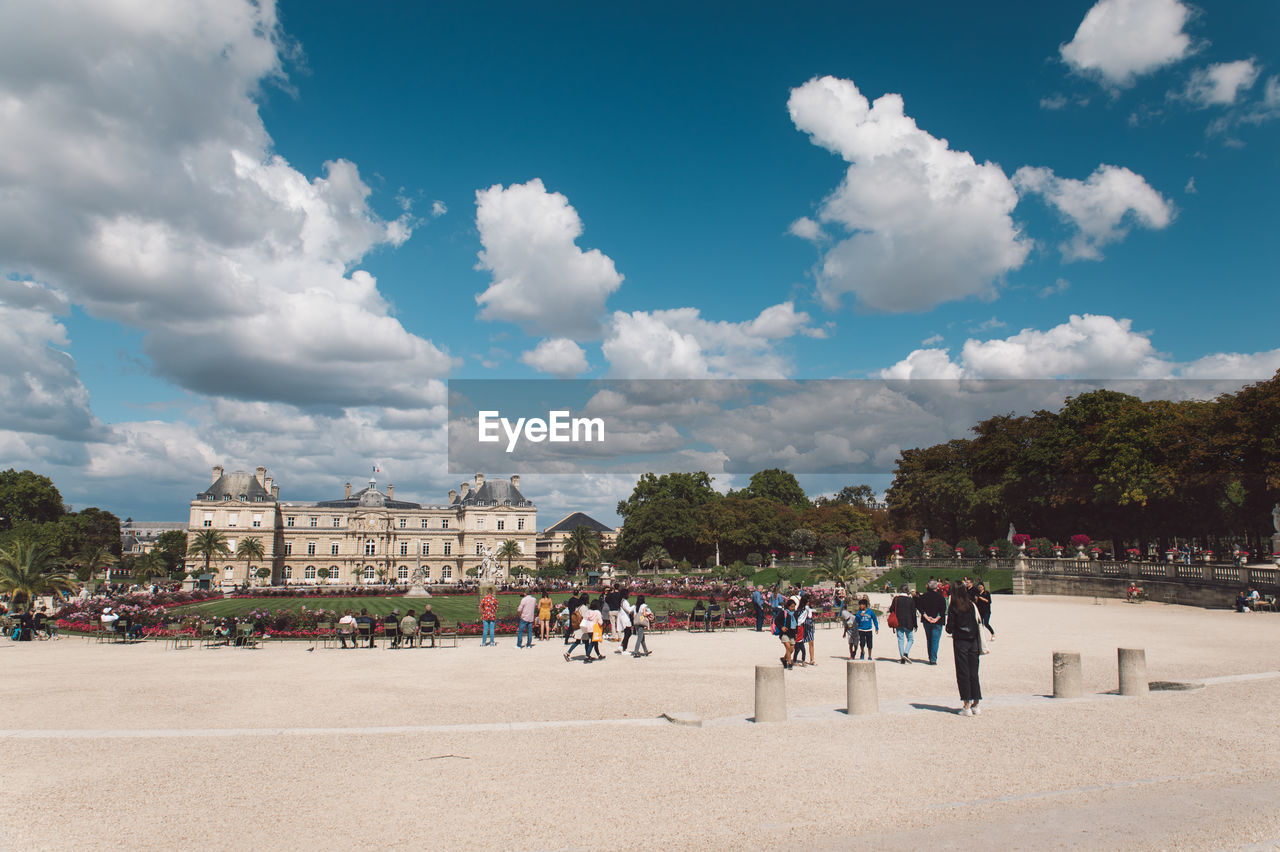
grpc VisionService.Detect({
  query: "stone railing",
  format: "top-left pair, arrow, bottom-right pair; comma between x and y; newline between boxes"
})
1014,556 -> 1278,607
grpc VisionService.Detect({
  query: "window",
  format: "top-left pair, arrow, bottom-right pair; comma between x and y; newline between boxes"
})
203,512 -> 213,528
517,518 -> 525,531
442,566 -> 452,580
441,519 -> 449,530
497,520 -> 505,531
284,566 -> 292,579
309,517 -> 318,528
398,566 -> 409,580
364,541 -> 376,556
307,542 -> 316,556
332,517 -> 340,527
443,543 -> 451,556
399,542 -> 408,556
252,513 -> 262,528
228,513 -> 239,527
304,565 -> 316,580
475,518 -> 484,529
420,519 -> 429,528
286,516 -> 295,528
423,566 -> 431,580
284,543 -> 292,556
225,566 -> 233,577
364,567 -> 375,581
227,538 -> 236,552
476,542 -> 485,555
398,518 -> 406,529
331,543 -> 339,556
421,543 -> 429,556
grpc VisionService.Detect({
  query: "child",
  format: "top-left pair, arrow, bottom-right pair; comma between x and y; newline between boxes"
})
846,597 -> 879,660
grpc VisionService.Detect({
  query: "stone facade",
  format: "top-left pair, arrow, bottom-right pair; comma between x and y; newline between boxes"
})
535,511 -> 618,568
187,468 -> 535,586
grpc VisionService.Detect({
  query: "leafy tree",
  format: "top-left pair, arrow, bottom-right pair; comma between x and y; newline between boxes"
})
811,548 -> 864,589
743,468 -> 809,509
537,562 -> 567,581
789,528 -> 817,554
188,529 -> 230,578
317,567 -> 331,581
255,566 -> 272,581
0,469 -> 64,532
235,536 -> 266,583
131,551 -> 167,583
616,472 -> 719,563
0,539 -> 78,610
78,544 -> 118,583
564,526 -> 602,574
641,544 -> 670,572
817,484 -> 877,508
496,540 -> 522,577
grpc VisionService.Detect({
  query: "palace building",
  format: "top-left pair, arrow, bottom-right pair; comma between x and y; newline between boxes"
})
186,467 -> 535,586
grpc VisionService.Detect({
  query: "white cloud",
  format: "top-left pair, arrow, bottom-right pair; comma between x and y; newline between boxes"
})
602,301 -> 817,379
787,216 -> 825,242
921,334 -> 944,346
1181,60 -> 1260,106
1013,164 -> 1173,261
0,0 -> 453,409
1060,0 -> 1194,87
519,338 -> 590,378
1038,277 -> 1071,298
431,200 -> 448,217
0,301 -> 100,441
788,76 -> 1030,313
1184,177 -> 1197,194
474,179 -> 623,339
882,314 -> 1280,382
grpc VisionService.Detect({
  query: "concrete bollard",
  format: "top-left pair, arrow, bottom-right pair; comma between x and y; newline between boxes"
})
754,665 -> 787,723
846,660 -> 878,715
1118,648 -> 1148,696
1052,651 -> 1083,699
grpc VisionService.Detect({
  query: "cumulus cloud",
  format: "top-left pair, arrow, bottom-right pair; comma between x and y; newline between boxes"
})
431,200 -> 448,217
1060,0 -> 1194,87
0,0 -> 452,410
0,301 -> 101,441
1013,164 -> 1173,261
882,314 -> 1280,382
1180,59 -> 1260,106
787,216 -> 825,242
1038,278 -> 1071,298
602,301 -> 817,379
474,179 -> 623,339
519,338 -> 590,377
788,76 -> 1030,313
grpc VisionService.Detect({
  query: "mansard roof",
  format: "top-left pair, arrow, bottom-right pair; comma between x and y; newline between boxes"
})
197,471 -> 275,502
452,478 -> 532,508
543,511 -> 612,535
315,483 -> 421,511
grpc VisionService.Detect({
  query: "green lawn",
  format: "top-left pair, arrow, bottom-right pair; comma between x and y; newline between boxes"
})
861,566 -> 1013,594
179,593 -> 702,624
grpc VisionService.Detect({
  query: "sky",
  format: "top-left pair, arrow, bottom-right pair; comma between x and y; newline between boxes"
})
1,0 -> 1277,529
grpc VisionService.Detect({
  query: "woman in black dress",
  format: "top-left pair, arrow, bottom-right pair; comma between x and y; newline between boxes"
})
946,585 -> 982,716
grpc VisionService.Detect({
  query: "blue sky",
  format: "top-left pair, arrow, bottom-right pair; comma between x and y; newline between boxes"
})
1,0 -> 1277,527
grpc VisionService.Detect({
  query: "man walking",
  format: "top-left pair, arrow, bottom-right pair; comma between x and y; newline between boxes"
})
917,579 -> 947,665
751,585 -> 766,631
516,589 -> 538,648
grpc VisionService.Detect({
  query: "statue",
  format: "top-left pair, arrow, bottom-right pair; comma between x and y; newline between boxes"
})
1007,523 -> 1016,542
478,543 -> 498,583
921,529 -> 930,545
1272,503 -> 1280,534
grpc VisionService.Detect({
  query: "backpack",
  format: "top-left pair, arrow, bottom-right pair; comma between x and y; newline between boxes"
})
570,609 -> 582,630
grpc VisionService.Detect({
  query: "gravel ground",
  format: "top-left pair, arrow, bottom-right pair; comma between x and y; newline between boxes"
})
2,594 -> 1278,850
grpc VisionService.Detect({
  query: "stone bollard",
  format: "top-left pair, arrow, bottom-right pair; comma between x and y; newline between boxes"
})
846,660 -> 878,715
1118,648 -> 1148,696
754,665 -> 787,723
1052,651 -> 1083,699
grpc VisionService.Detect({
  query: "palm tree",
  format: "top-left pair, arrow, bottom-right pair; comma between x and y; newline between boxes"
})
235,537 -> 266,585
563,526 -> 602,575
78,544 -> 118,584
641,545 -> 671,573
0,539 -> 79,611
187,529 -> 230,580
496,540 -> 522,579
131,551 -> 167,584
812,548 -> 867,590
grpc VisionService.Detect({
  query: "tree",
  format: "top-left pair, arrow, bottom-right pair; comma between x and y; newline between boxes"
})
154,530 -> 189,579
564,526 -> 602,574
130,551 -> 167,584
317,567 -> 331,582
817,484 -> 877,508
811,548 -> 868,591
235,536 -> 266,585
0,469 -> 64,533
789,528 -> 817,555
188,529 -> 230,578
496,540 -> 522,578
616,472 -> 719,563
743,468 -> 810,509
0,539 -> 78,610
78,544 -> 118,584
641,544 -> 670,572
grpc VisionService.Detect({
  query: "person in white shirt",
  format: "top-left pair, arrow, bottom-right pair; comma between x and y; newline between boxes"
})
516,591 -> 538,648
99,607 -> 120,635
337,610 -> 359,649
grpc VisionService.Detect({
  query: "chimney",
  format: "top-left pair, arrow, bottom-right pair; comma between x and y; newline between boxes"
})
460,482 -> 470,499
256,466 -> 267,487
449,489 -> 457,504
474,473 -> 485,489
510,475 -> 520,489
212,465 -> 223,484
344,482 -> 352,499
270,485 -> 279,500
264,476 -> 273,494
387,484 -> 395,499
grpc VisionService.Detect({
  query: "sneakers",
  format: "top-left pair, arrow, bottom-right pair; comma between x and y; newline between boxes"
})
972,704 -> 982,715
959,707 -> 973,717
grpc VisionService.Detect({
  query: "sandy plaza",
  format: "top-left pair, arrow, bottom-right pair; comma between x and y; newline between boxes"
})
3,594 -> 1279,850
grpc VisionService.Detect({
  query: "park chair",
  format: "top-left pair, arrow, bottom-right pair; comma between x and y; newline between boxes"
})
318,621 -> 340,649
705,609 -> 726,632
382,621 -> 401,649
235,623 -> 259,648
432,623 -> 457,648
165,622 -> 192,650
357,621 -> 375,648
199,622 -> 222,648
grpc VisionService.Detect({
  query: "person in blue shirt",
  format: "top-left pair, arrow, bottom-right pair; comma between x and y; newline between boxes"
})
751,586 -> 767,631
843,597 -> 879,660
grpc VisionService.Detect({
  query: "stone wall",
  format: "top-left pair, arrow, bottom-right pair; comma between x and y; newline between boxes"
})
1013,557 -> 1279,608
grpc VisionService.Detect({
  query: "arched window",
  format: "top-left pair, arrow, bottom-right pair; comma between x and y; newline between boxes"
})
397,565 -> 409,579
304,565 -> 316,580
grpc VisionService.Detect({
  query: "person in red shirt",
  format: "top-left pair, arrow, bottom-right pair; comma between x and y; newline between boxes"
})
479,591 -> 499,646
